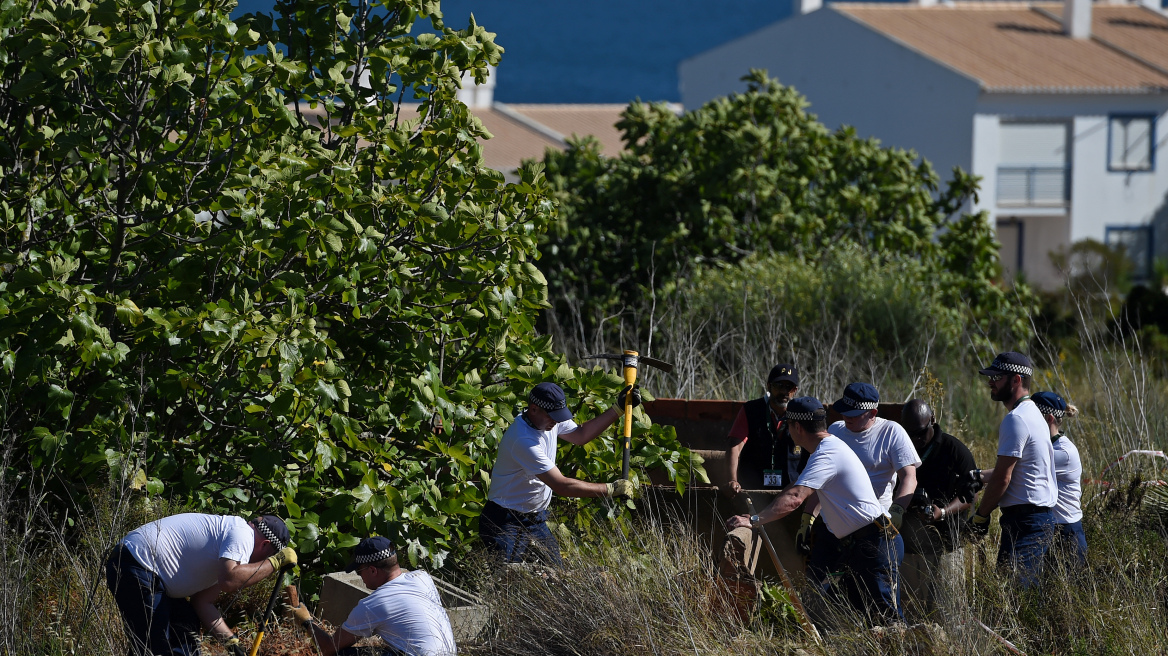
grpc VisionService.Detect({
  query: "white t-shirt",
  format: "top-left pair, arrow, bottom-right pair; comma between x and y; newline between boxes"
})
342,570 -> 457,656
1052,435 -> 1084,524
828,417 -> 921,510
487,414 -> 579,513
122,513 -> 253,598
794,435 -> 885,538
996,399 -> 1058,508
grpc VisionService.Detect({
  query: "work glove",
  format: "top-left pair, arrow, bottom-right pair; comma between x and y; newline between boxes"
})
607,479 -> 638,499
616,384 -> 642,409
291,603 -> 313,627
889,503 -> 906,530
267,546 -> 297,570
795,513 -> 815,557
224,636 -> 248,656
969,511 -> 991,539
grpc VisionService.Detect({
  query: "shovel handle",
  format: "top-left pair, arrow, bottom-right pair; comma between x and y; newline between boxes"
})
744,498 -> 823,648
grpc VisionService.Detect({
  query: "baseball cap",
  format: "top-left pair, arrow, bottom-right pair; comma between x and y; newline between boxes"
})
784,396 -> 826,421
253,515 -> 290,550
767,363 -> 799,387
978,352 -> 1034,377
529,382 -> 573,423
833,382 -> 880,418
345,536 -> 397,572
1032,391 -> 1068,418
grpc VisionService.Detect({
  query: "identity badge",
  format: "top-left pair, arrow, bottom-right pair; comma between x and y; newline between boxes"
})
763,469 -> 782,488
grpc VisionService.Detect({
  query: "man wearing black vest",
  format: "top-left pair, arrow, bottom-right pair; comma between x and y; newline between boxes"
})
720,364 -> 813,577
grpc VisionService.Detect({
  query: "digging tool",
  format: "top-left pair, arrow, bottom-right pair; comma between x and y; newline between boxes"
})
248,565 -> 293,656
583,350 -> 673,479
285,584 -> 323,655
745,497 -> 824,649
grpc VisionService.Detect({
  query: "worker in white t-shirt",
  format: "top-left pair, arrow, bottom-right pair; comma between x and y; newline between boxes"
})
479,381 -> 639,565
105,513 -> 296,656
1032,391 -> 1086,565
969,352 -> 1058,588
727,397 -> 904,624
292,537 -> 456,656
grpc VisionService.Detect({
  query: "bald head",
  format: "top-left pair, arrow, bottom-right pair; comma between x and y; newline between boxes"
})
902,399 -> 934,446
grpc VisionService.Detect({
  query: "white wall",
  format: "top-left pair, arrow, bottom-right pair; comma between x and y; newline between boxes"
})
679,8 -> 982,182
976,94 -> 1168,263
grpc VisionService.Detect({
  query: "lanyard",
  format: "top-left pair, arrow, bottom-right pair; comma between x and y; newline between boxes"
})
765,408 -> 782,469
1012,394 -> 1031,410
1053,432 -> 1064,443
919,438 -> 938,464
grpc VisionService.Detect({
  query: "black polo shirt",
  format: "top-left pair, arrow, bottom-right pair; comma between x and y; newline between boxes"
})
915,423 -> 978,506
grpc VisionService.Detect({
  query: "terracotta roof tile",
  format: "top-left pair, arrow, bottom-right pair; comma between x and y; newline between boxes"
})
834,2 -> 1168,92
506,104 -> 629,156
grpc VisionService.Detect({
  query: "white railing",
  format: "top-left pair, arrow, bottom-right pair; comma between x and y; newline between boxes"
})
997,166 -> 1070,207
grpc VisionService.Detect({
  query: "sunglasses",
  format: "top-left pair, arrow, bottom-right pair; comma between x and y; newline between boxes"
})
986,374 -> 1005,383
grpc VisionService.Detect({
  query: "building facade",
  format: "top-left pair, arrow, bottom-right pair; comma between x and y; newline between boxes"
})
680,2 -> 1168,288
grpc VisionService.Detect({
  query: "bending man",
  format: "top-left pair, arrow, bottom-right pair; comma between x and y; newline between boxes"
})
105,513 -> 296,656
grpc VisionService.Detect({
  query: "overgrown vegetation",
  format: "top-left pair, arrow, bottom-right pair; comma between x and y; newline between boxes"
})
0,0 -> 694,581
539,70 -> 1036,351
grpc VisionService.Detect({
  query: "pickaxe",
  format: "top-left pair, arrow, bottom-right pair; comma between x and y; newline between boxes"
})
745,497 -> 824,650
583,350 -> 673,479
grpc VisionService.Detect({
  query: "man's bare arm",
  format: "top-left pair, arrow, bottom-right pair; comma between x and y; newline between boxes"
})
727,485 -> 815,528
977,455 -> 1019,516
559,407 -> 621,446
190,584 -> 232,640
893,464 -> 917,510
536,466 -> 612,497
725,439 -> 744,494
313,626 -> 359,656
219,557 -> 276,593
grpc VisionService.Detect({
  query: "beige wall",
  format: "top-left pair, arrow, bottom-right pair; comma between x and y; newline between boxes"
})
996,215 -> 1071,290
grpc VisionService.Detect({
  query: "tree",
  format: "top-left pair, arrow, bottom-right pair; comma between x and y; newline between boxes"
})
0,0 -> 695,570
539,70 -> 1034,345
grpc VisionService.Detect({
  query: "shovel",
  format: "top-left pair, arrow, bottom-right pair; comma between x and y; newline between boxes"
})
248,565 -> 293,656
584,350 -> 673,479
745,497 -> 825,651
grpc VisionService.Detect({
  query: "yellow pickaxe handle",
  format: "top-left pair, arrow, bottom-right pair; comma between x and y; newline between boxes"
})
621,350 -> 638,480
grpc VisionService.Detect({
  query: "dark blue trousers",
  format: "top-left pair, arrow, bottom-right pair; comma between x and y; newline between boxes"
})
1054,520 -> 1088,565
479,500 -> 563,566
808,519 -> 905,624
997,506 -> 1056,588
105,544 -> 202,656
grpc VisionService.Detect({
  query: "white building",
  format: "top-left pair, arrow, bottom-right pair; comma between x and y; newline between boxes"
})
680,1 -> 1168,288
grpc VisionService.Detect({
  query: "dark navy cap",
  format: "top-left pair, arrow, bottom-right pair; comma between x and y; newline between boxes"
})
345,536 -> 397,572
978,352 -> 1033,377
529,382 -> 573,422
833,382 -> 880,418
767,363 -> 799,387
253,515 -> 289,550
784,396 -> 826,421
1032,391 -> 1067,418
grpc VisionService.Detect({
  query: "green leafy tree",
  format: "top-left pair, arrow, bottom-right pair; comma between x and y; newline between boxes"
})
0,0 -> 695,571
540,70 -> 1034,344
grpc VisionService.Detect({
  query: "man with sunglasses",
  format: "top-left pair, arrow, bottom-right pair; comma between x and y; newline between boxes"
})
898,398 -> 978,615
970,352 -> 1057,588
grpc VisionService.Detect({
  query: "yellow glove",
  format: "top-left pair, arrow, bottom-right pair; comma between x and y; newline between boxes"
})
970,510 -> 991,539
889,503 -> 906,529
795,513 -> 815,556
292,603 -> 313,626
267,546 -> 297,570
607,479 -> 638,499
224,636 -> 247,656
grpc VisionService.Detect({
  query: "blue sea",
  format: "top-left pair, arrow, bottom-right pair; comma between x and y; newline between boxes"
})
230,0 -> 812,103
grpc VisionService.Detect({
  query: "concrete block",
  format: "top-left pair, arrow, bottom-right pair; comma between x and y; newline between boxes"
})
316,571 -> 488,642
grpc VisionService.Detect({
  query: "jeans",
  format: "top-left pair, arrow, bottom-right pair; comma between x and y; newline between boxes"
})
997,506 -> 1056,588
1054,521 -> 1088,565
807,519 -> 904,624
479,500 -> 563,566
105,544 -> 202,656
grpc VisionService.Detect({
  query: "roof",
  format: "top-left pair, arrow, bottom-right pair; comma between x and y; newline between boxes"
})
832,2 -> 1168,93
503,104 -> 629,156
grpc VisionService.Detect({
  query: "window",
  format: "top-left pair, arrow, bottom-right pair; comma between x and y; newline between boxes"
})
997,122 -> 1070,207
1109,115 -> 1155,172
1105,225 -> 1154,281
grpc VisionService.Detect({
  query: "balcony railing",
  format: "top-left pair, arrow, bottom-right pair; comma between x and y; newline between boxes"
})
997,166 -> 1070,207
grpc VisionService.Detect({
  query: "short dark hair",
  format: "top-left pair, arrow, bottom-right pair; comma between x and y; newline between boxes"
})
368,554 -> 398,570
1019,374 -> 1031,390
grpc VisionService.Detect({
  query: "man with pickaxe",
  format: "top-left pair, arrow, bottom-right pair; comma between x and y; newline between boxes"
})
105,513 -> 296,656
479,381 -> 640,565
